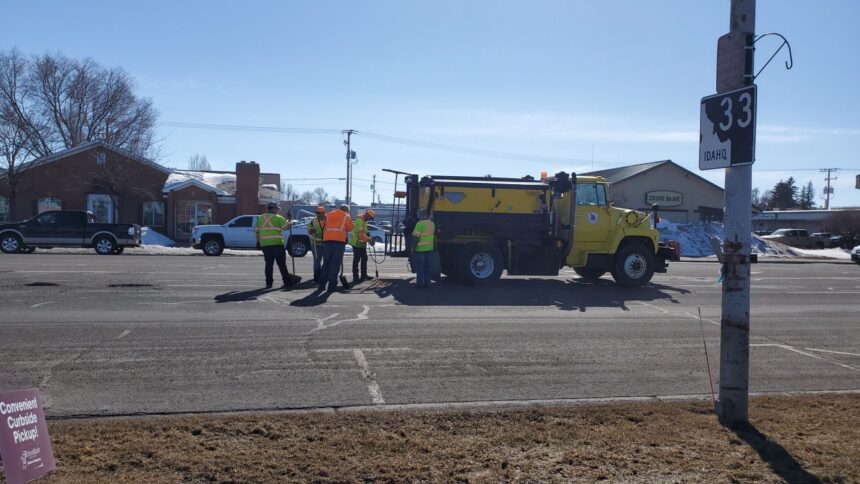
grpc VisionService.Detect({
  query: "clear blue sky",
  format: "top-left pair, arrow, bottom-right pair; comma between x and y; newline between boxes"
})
5,0 -> 860,207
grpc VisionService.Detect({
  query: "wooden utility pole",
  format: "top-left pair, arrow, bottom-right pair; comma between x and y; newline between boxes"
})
718,0 -> 756,425
343,130 -> 355,206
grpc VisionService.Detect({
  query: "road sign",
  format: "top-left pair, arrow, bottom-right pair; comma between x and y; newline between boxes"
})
699,84 -> 757,170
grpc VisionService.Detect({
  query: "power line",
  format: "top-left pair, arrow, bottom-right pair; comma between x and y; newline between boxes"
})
160,121 -> 341,135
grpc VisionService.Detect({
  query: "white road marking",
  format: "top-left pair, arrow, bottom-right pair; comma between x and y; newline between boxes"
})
353,349 -> 385,404
804,348 -> 860,357
634,301 -> 669,314
684,312 -> 721,327
751,343 -> 857,371
115,330 -> 131,339
29,301 -> 56,309
314,347 -> 411,353
311,306 -> 370,333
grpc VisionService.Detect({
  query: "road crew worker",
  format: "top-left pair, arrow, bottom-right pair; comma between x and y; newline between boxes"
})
307,206 -> 326,282
349,209 -> 376,283
411,209 -> 436,289
255,202 -> 298,289
318,205 -> 353,293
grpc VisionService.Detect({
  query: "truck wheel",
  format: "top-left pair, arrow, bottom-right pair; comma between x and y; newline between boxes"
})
94,236 -> 116,255
372,236 -> 383,245
574,267 -> 606,281
611,243 -> 656,287
1,234 -> 22,254
457,244 -> 503,286
114,247 -> 125,255
202,236 -> 224,256
287,238 -> 309,257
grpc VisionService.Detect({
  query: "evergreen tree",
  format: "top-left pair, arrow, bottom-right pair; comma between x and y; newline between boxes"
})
767,177 -> 798,210
798,181 -> 816,210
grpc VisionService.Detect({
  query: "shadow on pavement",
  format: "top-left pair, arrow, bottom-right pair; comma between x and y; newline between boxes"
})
729,422 -> 821,484
214,287 -> 281,303
366,276 -> 691,311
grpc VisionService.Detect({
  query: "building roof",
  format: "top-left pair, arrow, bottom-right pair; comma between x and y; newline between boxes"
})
584,160 -> 724,193
164,170 -> 280,201
752,208 -> 860,221
1,141 -> 172,178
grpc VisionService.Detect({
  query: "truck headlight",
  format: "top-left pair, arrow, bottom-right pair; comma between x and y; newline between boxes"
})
128,227 -> 135,235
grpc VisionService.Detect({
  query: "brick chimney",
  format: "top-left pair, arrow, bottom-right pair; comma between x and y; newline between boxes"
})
236,160 -> 260,215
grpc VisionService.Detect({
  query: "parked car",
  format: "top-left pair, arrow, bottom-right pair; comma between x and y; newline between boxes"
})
761,228 -> 829,249
0,210 -> 141,255
830,233 -> 858,250
852,245 -> 860,265
365,223 -> 387,245
191,215 -> 313,257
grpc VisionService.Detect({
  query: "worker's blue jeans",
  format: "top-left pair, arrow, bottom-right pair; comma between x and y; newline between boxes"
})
414,250 -> 432,287
312,244 -> 324,282
320,241 -> 345,290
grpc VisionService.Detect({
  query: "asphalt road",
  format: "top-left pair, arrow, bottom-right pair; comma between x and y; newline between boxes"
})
1,252 -> 858,417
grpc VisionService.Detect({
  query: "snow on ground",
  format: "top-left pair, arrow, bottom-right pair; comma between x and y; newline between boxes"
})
141,228 -> 176,247
656,220 -> 850,259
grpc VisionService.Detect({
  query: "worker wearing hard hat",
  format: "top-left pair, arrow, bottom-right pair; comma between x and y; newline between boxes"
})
318,205 -> 353,293
411,208 -> 436,289
349,209 -> 376,283
307,206 -> 326,283
255,202 -> 296,289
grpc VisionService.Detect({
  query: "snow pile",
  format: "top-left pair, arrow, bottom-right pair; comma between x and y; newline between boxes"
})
164,171 -> 236,194
656,220 -> 796,257
789,247 -> 852,260
259,183 -> 280,201
141,227 -> 176,247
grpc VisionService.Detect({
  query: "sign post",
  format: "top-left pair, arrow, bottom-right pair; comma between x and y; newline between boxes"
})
0,389 -> 56,484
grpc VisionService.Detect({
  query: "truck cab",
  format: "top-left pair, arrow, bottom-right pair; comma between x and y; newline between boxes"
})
402,172 -> 673,286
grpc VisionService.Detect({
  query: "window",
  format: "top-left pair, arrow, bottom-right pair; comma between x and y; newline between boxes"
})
229,216 -> 253,228
0,197 -> 8,222
87,194 -> 114,223
576,184 -> 598,206
36,212 -> 58,224
143,201 -> 165,227
175,201 -> 212,240
595,184 -> 607,207
38,198 -> 62,214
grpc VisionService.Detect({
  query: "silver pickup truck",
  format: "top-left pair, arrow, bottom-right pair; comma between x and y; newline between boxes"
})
191,214 -> 313,257
761,228 -> 829,249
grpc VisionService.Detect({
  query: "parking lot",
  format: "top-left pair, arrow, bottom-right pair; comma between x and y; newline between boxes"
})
0,253 -> 858,417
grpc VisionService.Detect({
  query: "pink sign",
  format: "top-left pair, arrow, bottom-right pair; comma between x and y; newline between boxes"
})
0,389 -> 56,484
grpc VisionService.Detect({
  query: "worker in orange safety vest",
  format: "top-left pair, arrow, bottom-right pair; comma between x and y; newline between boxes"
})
318,205 -> 353,293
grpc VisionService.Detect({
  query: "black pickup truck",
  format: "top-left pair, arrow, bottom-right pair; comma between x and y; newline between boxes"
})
0,210 -> 141,255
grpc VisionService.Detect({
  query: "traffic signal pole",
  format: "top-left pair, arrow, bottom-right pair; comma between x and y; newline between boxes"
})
718,0 -> 755,425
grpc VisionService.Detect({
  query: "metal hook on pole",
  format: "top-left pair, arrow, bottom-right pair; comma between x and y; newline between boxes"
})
753,32 -> 793,81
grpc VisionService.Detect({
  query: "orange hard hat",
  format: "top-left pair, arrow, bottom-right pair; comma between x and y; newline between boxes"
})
316,206 -> 326,213
366,209 -> 376,218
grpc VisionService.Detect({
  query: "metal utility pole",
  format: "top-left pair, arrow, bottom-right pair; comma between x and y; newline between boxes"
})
371,174 -> 377,206
718,0 -> 755,425
343,130 -> 355,206
821,168 -> 838,210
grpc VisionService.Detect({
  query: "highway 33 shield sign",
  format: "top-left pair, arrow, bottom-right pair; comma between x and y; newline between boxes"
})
699,84 -> 757,170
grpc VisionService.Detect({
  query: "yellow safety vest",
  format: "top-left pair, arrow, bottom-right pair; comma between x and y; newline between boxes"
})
349,216 -> 370,248
255,213 -> 289,247
308,218 -> 325,246
412,219 -> 435,252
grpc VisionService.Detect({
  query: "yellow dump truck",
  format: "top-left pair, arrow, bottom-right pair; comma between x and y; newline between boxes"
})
402,172 -> 676,286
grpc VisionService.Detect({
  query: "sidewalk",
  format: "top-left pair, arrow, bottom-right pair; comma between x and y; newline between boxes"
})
680,256 -> 853,265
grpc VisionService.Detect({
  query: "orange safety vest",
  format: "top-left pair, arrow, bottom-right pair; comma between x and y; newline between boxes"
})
323,210 -> 353,243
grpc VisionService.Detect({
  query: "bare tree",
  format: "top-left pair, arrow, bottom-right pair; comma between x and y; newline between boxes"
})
312,187 -> 330,204
281,183 -> 300,205
0,49 -> 159,161
299,190 -> 315,204
187,154 -> 210,171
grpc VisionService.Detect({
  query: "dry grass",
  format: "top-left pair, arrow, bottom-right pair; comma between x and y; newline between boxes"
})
33,394 -> 859,483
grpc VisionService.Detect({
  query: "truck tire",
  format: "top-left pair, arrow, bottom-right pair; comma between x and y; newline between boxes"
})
94,236 -> 116,255
202,236 -> 224,256
574,267 -> 606,281
1,234 -> 23,254
287,237 -> 309,257
457,243 -> 503,286
611,242 -> 656,287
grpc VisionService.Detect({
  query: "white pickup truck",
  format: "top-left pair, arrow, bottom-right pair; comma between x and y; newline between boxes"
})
191,215 -> 314,257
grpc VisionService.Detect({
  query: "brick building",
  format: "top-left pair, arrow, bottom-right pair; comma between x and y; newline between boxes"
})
0,142 -> 280,243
